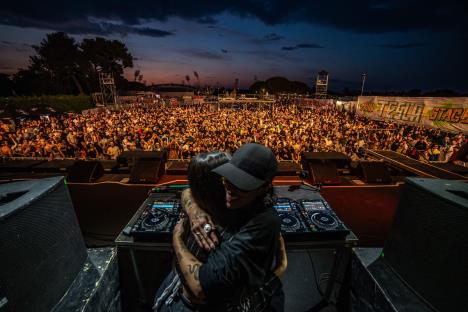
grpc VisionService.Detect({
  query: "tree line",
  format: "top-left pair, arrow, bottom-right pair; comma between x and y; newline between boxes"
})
0,32 -> 142,97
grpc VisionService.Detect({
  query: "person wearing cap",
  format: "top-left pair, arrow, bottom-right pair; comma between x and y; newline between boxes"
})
172,143 -> 284,311
154,150 -> 286,311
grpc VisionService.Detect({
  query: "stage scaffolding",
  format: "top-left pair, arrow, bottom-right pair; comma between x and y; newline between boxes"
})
315,70 -> 329,98
98,72 -> 118,106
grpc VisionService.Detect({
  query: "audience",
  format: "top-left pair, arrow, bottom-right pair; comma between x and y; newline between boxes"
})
0,104 -> 465,163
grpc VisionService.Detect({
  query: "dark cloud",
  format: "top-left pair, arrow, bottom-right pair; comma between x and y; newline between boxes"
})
1,40 -> 30,47
0,40 -> 33,52
221,49 -> 228,53
264,33 -> 283,41
97,22 -> 173,37
179,49 -> 226,60
376,43 -> 425,48
249,32 -> 285,45
297,43 -> 323,48
0,1 -> 466,35
234,49 -> 299,62
282,43 -> 323,51
197,16 -> 217,25
0,14 -> 173,37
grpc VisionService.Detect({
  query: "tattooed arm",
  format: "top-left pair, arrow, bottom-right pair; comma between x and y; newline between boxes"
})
273,234 -> 288,279
180,188 -> 218,250
173,218 -> 206,300
181,188 -> 204,217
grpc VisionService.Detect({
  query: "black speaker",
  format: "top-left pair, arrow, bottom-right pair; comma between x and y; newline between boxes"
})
118,150 -> 167,167
0,177 -> 87,312
305,161 -> 340,185
67,160 -> 104,183
31,159 -> 76,172
301,152 -> 349,185
383,177 -> 468,311
277,161 -> 301,176
129,152 -> 167,184
358,161 -> 392,183
301,151 -> 350,168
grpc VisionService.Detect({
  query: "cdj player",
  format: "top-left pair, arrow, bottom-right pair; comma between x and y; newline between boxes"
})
274,198 -> 311,239
298,199 -> 349,239
128,185 -> 350,242
130,193 -> 181,240
274,197 -> 349,240
149,184 -> 189,196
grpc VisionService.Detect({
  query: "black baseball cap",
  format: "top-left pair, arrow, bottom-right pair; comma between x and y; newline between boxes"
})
212,143 -> 277,191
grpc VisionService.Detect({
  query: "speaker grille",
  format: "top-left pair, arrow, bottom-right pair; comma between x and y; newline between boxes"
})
129,158 -> 165,183
67,161 -> 104,183
0,178 -> 87,312
384,178 -> 468,311
307,161 -> 340,185
359,161 -> 392,183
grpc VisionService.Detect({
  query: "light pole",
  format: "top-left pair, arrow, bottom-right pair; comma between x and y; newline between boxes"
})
361,73 -> 367,96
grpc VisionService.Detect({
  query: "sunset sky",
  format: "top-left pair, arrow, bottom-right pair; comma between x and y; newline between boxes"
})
0,1 -> 466,91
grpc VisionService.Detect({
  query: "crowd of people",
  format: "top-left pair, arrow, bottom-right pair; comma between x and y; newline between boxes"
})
0,103 -> 465,163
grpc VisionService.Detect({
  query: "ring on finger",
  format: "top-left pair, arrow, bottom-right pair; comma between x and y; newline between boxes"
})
203,224 -> 212,234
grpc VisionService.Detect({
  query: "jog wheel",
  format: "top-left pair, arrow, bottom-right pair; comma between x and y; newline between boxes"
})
310,212 -> 338,229
279,213 -> 300,231
143,210 -> 168,229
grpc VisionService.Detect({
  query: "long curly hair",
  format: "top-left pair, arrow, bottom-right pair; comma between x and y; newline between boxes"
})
188,151 -> 230,217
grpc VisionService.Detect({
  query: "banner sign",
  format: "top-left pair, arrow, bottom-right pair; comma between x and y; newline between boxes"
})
336,100 -> 358,112
357,96 -> 468,133
193,95 -> 204,105
169,98 -> 178,106
294,98 -> 334,108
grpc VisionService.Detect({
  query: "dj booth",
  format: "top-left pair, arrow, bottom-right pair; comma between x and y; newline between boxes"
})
115,185 -> 358,311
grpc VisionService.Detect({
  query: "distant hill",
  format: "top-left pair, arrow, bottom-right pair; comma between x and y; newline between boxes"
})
249,77 -> 312,94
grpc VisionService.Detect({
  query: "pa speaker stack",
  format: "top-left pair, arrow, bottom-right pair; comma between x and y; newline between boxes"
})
0,177 -> 120,312
0,177 -> 87,312
67,160 -> 104,183
301,152 -> 350,185
351,177 -> 468,311
118,150 -> 168,183
358,161 -> 392,183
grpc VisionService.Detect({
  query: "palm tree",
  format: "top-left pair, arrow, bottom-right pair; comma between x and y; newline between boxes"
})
134,70 -> 140,81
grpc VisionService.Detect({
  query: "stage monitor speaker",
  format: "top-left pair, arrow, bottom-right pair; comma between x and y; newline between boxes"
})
301,152 -> 348,185
129,152 -> 167,184
67,160 -> 104,183
307,161 -> 340,185
118,150 -> 167,168
0,177 -> 87,312
383,177 -> 468,311
359,161 -> 392,183
277,161 -> 300,176
31,159 -> 76,172
301,151 -> 350,168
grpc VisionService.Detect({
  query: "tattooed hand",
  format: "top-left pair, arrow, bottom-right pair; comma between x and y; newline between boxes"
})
181,188 -> 218,251
173,217 -> 186,242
